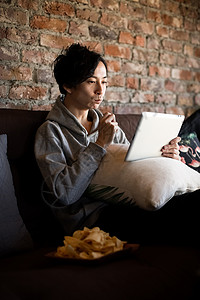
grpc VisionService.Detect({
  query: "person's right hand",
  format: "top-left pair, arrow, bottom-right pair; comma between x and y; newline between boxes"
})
96,112 -> 118,149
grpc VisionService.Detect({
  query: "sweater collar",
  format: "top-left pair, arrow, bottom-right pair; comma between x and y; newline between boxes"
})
46,95 -> 103,134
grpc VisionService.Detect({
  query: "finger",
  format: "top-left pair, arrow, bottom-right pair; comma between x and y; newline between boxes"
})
162,140 -> 180,151
103,113 -> 116,123
169,136 -> 181,145
162,145 -> 180,155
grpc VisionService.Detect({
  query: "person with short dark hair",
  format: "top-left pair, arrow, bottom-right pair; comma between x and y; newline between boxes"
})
34,43 -> 180,236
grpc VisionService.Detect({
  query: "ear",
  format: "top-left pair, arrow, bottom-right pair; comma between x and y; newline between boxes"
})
63,84 -> 72,94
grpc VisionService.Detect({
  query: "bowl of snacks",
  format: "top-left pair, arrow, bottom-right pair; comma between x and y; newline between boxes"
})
46,227 -> 139,263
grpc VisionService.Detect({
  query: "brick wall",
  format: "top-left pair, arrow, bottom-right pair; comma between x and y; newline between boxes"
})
0,0 -> 200,116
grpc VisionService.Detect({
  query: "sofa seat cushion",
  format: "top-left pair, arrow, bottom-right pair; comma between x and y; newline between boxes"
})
0,245 -> 199,300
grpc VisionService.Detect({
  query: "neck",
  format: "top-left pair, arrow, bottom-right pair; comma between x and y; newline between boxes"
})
63,95 -> 92,132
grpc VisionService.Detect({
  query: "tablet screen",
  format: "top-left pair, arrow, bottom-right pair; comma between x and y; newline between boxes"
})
125,112 -> 185,161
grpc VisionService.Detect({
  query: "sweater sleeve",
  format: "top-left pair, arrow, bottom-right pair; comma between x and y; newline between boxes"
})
34,122 -> 106,207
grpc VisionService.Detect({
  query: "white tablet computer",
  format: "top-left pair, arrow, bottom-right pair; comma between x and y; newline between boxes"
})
125,112 -> 185,162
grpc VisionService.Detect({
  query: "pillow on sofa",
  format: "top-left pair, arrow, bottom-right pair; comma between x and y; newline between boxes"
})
0,134 -> 33,256
179,132 -> 200,173
86,144 -> 200,211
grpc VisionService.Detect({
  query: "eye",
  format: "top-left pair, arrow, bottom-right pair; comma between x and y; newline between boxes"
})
88,80 -> 96,84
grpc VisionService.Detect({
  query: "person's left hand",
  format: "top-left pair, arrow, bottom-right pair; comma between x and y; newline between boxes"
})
161,137 -> 181,160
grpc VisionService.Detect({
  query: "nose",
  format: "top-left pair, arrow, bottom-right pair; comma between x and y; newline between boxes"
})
95,82 -> 103,95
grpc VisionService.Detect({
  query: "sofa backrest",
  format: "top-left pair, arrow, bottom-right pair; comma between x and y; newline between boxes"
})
0,108 -> 140,244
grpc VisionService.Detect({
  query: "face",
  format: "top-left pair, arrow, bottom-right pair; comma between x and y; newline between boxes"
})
66,61 -> 108,110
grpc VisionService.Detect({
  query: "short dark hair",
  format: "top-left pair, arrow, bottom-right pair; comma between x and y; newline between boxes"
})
53,43 -> 107,95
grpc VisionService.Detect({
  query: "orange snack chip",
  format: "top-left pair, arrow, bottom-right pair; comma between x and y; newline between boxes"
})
55,227 -> 127,260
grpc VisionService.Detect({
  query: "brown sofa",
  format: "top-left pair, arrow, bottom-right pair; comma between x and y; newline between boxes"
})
0,108 -> 200,300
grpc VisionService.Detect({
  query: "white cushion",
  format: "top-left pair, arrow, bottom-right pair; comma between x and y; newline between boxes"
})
87,144 -> 200,210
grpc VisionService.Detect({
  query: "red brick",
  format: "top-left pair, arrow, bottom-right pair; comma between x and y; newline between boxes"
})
122,62 -> 146,75
145,0 -> 160,9
0,46 -> 20,61
0,65 -> 32,81
170,29 -> 190,42
17,0 -> 39,10
108,75 -> 125,87
195,95 -> 200,106
133,48 -> 158,63
164,79 -> 175,92
172,69 -> 193,81
30,16 -> 67,33
113,105 -> 141,115
128,21 -> 154,35
73,0 -> 88,4
119,32 -> 135,44
166,106 -> 185,116
50,86 -> 60,100
180,5 -> 198,19
178,94 -> 193,106
69,21 -> 89,36
160,53 -> 176,65
187,83 -> 200,93
36,69 -> 55,84
0,65 -> 14,80
184,20 -> 196,32
126,77 -> 139,89
155,94 -> 176,104
9,85 -> 47,100
45,2 -> 75,17
90,0 -> 119,10
194,72 -> 200,82
197,21 -> 200,31
194,47 -> 200,58
76,9 -> 99,22
162,40 -> 182,53
40,34 -> 74,49
177,56 -> 187,68
104,45 -> 131,59
163,1 -> 180,14
146,9 -> 161,22
6,27 -> 38,45
156,25 -> 168,37
100,13 -> 127,29
135,36 -> 145,47
162,14 -> 182,28
141,78 -> 163,92
0,85 -> 7,98
149,65 -> 170,78
82,42 -> 103,54
191,32 -> 200,45
165,79 -> 186,93
120,3 -> 145,18
1,7 -> 28,25
22,50 -> 57,65
106,60 -> 121,72
0,28 -> 6,40
184,45 -> 193,56
105,90 -> 129,103
147,37 -> 160,50
132,92 -> 154,103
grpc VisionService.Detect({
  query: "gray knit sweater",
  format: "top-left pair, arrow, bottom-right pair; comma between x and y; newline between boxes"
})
34,96 -> 129,234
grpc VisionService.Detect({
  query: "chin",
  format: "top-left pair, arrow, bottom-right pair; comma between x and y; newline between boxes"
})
91,103 -> 101,109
